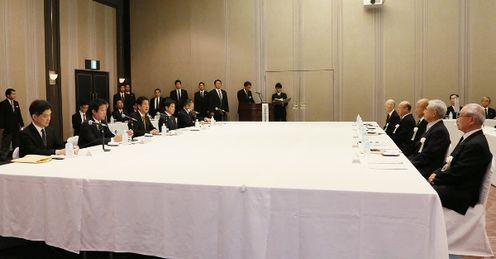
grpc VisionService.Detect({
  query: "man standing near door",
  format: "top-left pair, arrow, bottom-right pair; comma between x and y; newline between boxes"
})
0,88 -> 24,161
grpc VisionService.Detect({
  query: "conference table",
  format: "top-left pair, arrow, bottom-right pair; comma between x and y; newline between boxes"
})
108,119 -> 159,134
444,119 -> 496,186
0,122 -> 448,258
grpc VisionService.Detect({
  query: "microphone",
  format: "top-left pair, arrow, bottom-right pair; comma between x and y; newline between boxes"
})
88,120 -> 110,152
215,107 -> 226,113
122,114 -> 138,122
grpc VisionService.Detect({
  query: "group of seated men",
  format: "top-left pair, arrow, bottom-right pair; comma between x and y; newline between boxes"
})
383,96 -> 493,216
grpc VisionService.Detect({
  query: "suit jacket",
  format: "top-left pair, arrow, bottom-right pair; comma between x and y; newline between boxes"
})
433,130 -> 492,215
0,99 -> 24,134
149,97 -> 165,117
113,92 -> 126,107
391,113 -> 416,154
158,113 -> 178,131
194,90 -> 209,118
485,107 -> 496,119
445,106 -> 461,119
237,89 -> 255,105
383,110 -> 400,136
177,109 -> 196,128
125,92 -> 136,114
170,89 -> 189,112
111,109 -> 129,122
208,89 -> 229,113
129,112 -> 156,137
78,118 -> 115,148
71,112 -> 85,135
403,118 -> 428,156
408,120 -> 451,178
19,123 -> 64,157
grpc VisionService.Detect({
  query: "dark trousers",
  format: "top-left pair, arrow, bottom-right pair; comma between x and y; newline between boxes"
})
274,106 -> 287,121
0,131 -> 20,160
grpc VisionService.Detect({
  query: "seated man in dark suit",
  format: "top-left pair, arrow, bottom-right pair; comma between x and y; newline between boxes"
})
159,98 -> 178,131
18,100 -> 66,157
111,99 -> 128,122
383,99 -> 400,136
194,82 -> 209,119
129,96 -> 159,137
408,99 -> 451,178
429,103 -> 492,216
71,101 -> 89,136
445,93 -> 461,119
403,98 -> 429,156
481,96 -> 496,119
391,101 -> 416,154
177,99 -> 196,129
78,99 -> 132,148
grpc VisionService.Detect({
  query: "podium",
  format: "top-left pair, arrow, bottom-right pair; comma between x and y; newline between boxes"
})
238,103 -> 274,121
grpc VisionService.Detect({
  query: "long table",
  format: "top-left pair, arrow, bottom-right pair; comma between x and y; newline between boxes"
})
0,122 -> 448,258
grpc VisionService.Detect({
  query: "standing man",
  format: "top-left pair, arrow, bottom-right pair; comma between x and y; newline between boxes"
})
129,96 -> 159,137
113,84 -> 126,108
237,81 -> 255,104
271,83 -> 288,121
383,99 -> 400,136
480,96 -> 496,119
208,79 -> 229,121
170,80 -> 189,115
0,88 -> 24,161
124,84 -> 136,114
194,82 -> 209,119
150,88 -> 164,117
429,103 -> 492,216
408,99 -> 451,179
71,101 -> 89,136
18,100 -> 66,158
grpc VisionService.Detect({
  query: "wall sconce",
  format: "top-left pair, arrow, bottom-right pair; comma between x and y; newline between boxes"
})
49,70 -> 58,85
119,78 -> 125,84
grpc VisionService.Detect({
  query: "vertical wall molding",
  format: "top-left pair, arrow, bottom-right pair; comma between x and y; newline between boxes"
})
373,7 -> 384,123
458,0 -> 471,103
223,0 -> 231,117
1,0 -> 11,88
414,0 -> 427,100
256,0 -> 264,99
334,0 -> 343,121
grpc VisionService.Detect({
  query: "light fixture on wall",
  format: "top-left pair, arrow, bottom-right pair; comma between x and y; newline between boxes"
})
49,70 -> 58,85
119,77 -> 125,84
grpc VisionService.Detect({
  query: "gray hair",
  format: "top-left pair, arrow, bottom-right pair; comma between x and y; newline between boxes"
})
427,99 -> 447,119
463,103 -> 485,125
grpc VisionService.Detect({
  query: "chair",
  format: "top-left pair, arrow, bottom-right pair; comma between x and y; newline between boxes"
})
443,158 -> 494,257
12,147 -> 20,159
66,136 -> 79,147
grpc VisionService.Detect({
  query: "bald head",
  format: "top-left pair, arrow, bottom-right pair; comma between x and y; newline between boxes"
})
415,98 -> 429,118
384,99 -> 396,113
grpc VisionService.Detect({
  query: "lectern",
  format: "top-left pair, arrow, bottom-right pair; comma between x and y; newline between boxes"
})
238,103 -> 274,121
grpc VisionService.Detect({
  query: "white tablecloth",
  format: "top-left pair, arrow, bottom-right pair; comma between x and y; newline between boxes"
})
108,119 -> 159,134
444,119 -> 496,186
0,122 -> 448,258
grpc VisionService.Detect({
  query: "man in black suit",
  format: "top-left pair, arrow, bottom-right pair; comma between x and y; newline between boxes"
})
124,84 -> 136,114
271,83 -> 288,121
429,103 -> 492,215
408,99 -> 451,178
170,80 -> 189,115
71,101 -> 89,136
129,96 -> 159,137
111,99 -> 128,122
237,81 -> 255,104
383,99 -> 400,136
391,101 -> 416,154
481,96 -> 496,119
177,99 -> 196,129
159,98 -> 178,131
445,93 -> 461,119
208,79 -> 229,121
113,84 -> 126,108
194,82 -> 209,119
0,88 -> 24,161
150,88 -> 164,117
403,98 -> 429,156
78,99 -> 132,148
18,100 -> 65,157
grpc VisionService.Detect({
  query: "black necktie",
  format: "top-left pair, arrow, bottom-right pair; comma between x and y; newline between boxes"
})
386,114 -> 390,122
41,129 -> 47,147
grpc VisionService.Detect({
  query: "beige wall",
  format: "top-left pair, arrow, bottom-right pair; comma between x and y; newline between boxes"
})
114,0 -> 496,123
0,0 -> 45,124
60,0 -> 117,139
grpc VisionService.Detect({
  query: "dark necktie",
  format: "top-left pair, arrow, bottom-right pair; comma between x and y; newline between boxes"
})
386,114 -> 390,122
142,116 -> 147,131
41,129 -> 47,147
